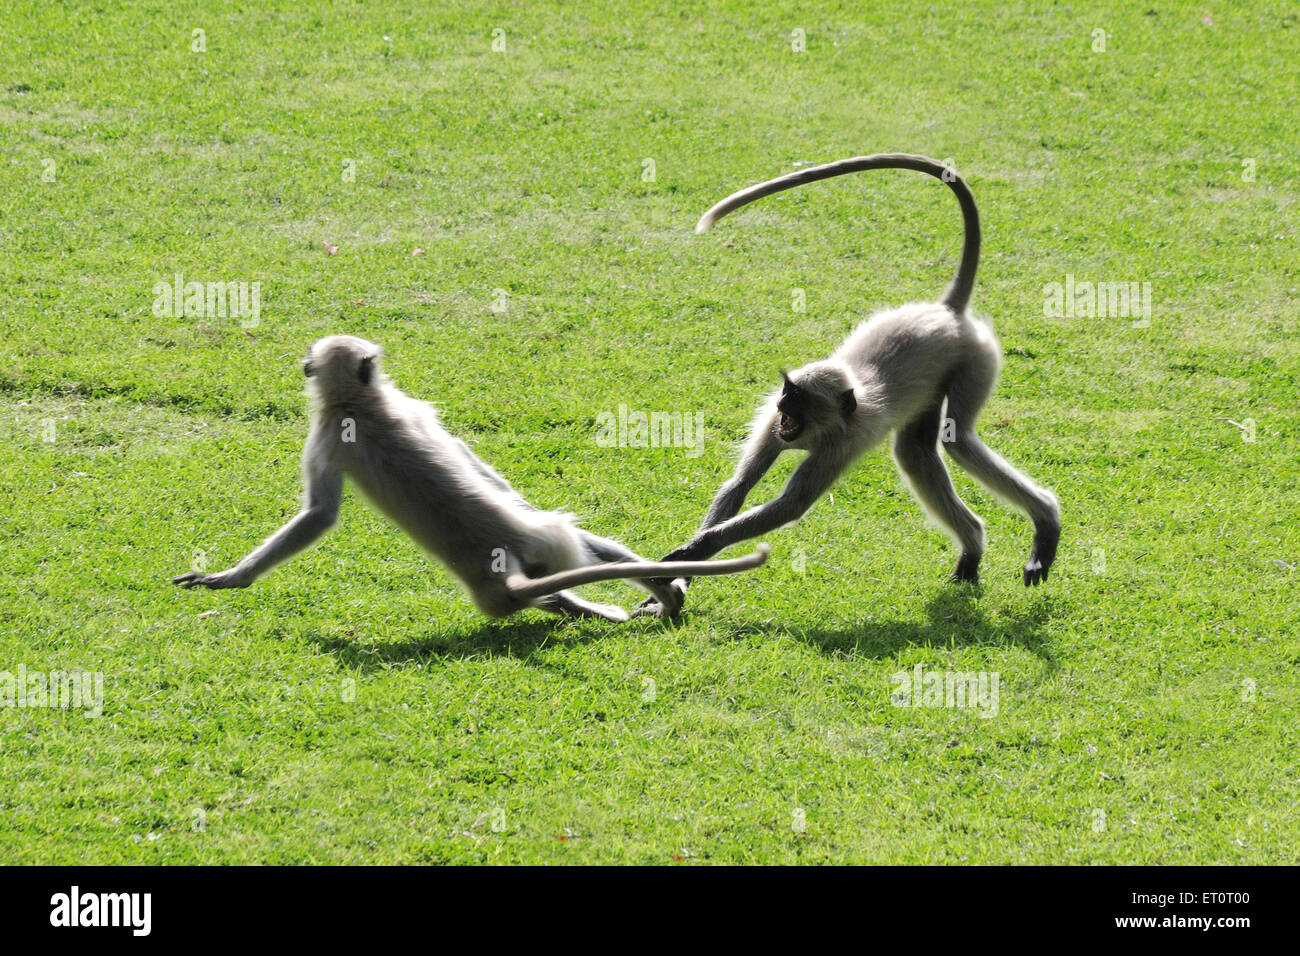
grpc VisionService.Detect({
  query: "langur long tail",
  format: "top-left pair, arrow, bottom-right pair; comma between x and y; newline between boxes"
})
504,543 -> 770,600
694,153 -> 981,314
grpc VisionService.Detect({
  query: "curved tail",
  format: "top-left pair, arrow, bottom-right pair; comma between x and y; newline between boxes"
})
505,543 -> 770,601
695,153 -> 980,314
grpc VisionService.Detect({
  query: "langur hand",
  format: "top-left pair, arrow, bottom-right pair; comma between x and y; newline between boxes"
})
632,578 -> 688,619
172,569 -> 250,589
630,597 -> 676,620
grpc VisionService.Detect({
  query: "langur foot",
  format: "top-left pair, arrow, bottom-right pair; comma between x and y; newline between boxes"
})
588,603 -> 631,622
948,551 -> 981,585
1023,520 -> 1060,587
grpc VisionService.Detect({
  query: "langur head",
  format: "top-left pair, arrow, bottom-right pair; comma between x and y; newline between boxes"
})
773,361 -> 858,446
302,335 -> 385,402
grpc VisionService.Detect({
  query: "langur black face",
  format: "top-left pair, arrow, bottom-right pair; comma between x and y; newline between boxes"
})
773,367 -> 858,445
775,374 -> 809,442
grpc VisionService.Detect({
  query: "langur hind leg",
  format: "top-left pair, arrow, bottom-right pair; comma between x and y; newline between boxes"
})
497,551 -> 629,622
892,401 -> 987,584
533,590 -> 630,622
942,363 -> 1061,586
580,531 -> 683,619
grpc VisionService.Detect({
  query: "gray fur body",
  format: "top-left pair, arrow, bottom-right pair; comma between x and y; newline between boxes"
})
173,336 -> 766,622
320,380 -> 585,617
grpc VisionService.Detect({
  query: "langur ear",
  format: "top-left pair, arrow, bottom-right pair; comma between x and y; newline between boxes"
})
358,354 -> 376,385
781,371 -> 793,390
840,388 -> 857,418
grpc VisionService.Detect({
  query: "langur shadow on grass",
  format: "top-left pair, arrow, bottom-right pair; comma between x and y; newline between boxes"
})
304,587 -> 1061,674
756,588 -> 1064,667
303,613 -> 629,673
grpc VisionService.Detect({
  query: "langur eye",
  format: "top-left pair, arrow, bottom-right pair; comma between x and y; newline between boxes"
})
302,360 -> 315,377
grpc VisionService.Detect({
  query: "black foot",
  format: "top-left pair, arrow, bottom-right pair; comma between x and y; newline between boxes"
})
633,580 -> 687,620
949,551 -> 981,584
1024,520 -> 1060,587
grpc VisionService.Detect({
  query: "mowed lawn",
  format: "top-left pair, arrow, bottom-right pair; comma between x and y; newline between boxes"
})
1,1 -> 1296,864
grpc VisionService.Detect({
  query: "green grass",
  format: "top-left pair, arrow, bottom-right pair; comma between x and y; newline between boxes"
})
1,0 -> 1296,864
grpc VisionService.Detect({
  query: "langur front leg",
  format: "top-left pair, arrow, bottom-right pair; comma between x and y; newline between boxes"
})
636,419 -> 785,616
173,456 -> 343,589
700,419 -> 785,531
639,451 -> 841,617
671,452 -> 841,560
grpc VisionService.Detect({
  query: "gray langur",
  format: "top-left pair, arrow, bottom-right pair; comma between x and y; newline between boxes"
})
641,153 -> 1060,614
173,335 -> 768,622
